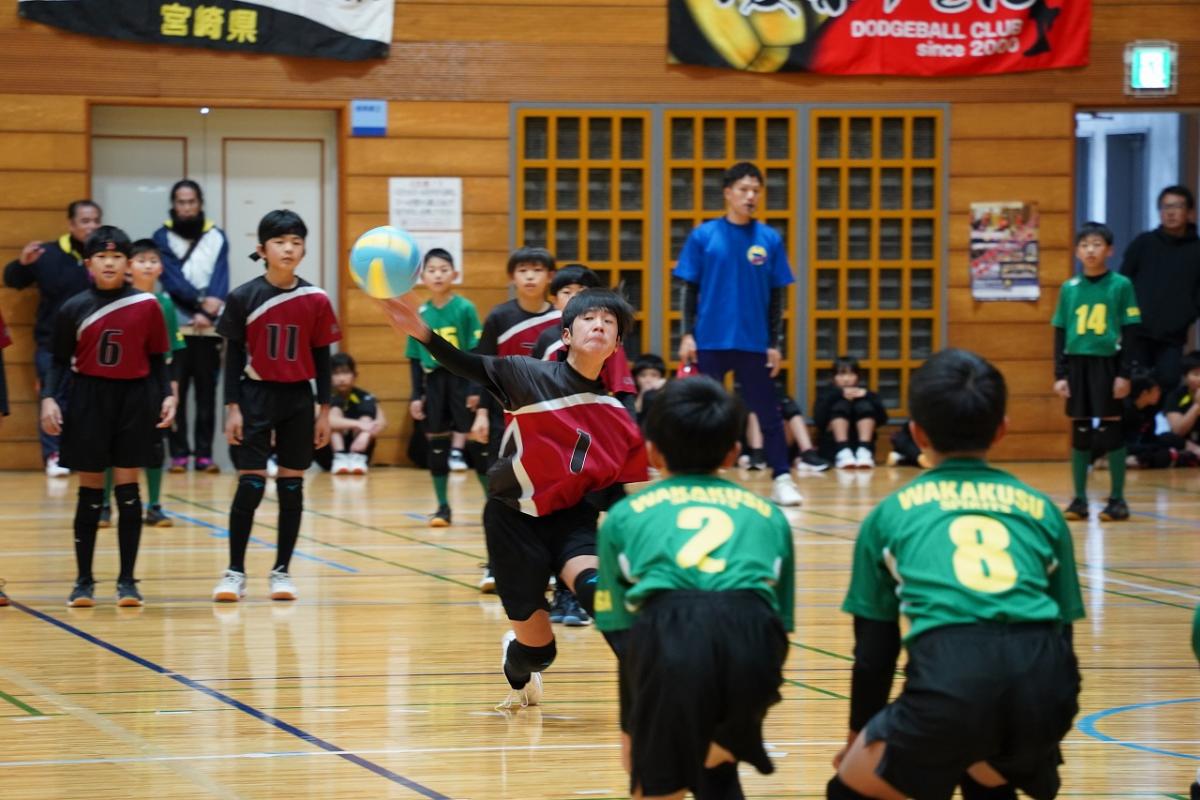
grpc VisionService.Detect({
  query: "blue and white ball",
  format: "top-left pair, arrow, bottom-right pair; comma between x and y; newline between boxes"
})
348,226 -> 422,299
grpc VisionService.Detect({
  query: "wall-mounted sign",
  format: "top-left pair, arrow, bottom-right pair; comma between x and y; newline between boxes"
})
1126,40 -> 1178,97
390,178 -> 465,283
351,100 -> 387,137
970,202 -> 1041,302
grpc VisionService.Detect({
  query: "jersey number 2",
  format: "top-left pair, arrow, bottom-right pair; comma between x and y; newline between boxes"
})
266,324 -> 300,361
1074,303 -> 1107,336
948,515 -> 1018,593
675,507 -> 734,574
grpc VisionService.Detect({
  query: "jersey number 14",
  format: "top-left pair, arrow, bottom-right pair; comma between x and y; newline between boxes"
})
1074,303 -> 1108,336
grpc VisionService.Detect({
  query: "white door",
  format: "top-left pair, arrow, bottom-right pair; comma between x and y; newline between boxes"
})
90,137 -> 186,241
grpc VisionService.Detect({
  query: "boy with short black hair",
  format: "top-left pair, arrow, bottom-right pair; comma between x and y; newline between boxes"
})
212,210 -> 340,603
1052,221 -> 1141,521
596,375 -> 794,800
406,248 -> 480,522
40,226 -> 176,608
828,348 -> 1083,800
381,287 -> 648,710
330,351 -> 385,475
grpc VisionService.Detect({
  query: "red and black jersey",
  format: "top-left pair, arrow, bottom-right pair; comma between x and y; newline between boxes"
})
483,356 -> 648,516
477,299 -> 561,358
0,308 -> 10,350
532,326 -> 636,396
51,286 -> 168,379
218,276 -> 341,384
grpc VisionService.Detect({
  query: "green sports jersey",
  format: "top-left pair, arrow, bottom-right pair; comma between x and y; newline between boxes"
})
1193,605 -> 1200,664
595,474 -> 795,633
843,458 -> 1084,643
1051,270 -> 1141,357
405,294 -> 482,371
154,291 -> 186,362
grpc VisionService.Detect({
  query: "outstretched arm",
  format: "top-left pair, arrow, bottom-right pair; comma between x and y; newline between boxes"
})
379,295 -> 496,393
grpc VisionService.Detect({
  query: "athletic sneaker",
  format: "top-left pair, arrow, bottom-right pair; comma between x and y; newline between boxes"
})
1099,497 -> 1130,522
430,504 -> 452,528
854,446 -> 875,469
269,568 -> 297,601
144,504 -> 172,527
196,457 -> 219,474
448,449 -> 468,472
45,454 -> 70,478
770,474 -> 803,507
479,565 -> 496,594
736,453 -> 751,470
496,630 -> 543,711
1063,497 -> 1089,521
835,447 -> 857,469
116,578 -> 143,608
558,588 -> 590,627
168,456 -> 188,474
98,506 -> 112,528
0,579 -> 9,606
548,586 -> 566,623
68,578 -> 96,608
332,452 -> 352,475
350,452 -> 369,475
887,451 -> 904,467
212,569 -> 247,602
795,449 -> 830,472
266,456 -> 279,478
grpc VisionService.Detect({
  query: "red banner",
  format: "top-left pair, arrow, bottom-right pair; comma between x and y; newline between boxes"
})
668,0 -> 1090,76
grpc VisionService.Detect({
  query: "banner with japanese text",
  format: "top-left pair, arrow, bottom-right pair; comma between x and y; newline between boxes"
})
668,0 -> 1089,75
18,0 -> 393,61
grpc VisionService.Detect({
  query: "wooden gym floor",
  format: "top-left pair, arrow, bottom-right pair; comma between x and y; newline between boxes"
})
0,463 -> 1197,799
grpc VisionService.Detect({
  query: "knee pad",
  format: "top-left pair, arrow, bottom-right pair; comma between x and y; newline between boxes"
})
505,637 -> 557,675
276,476 -> 303,510
232,474 -> 266,513
76,486 -> 105,524
1071,421 -> 1093,452
697,762 -> 744,800
826,775 -> 871,800
113,482 -> 141,515
1094,421 -> 1123,454
429,435 -> 451,477
959,774 -> 1017,800
467,440 -> 491,475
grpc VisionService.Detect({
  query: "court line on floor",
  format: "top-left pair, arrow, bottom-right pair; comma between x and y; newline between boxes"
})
1077,697 -> 1200,762
278,501 -> 486,560
0,686 -> 42,716
6,600 -> 451,800
163,510 -> 358,574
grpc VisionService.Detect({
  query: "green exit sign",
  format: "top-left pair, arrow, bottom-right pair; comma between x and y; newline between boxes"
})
1126,41 -> 1178,96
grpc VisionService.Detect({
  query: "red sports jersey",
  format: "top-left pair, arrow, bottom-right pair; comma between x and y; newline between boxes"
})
533,326 -> 636,396
218,276 -> 341,383
478,299 -> 561,358
0,309 -> 10,349
51,287 -> 168,379
483,356 -> 648,516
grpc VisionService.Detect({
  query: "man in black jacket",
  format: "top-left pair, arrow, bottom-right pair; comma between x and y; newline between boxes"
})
1121,185 -> 1200,393
3,199 -> 102,476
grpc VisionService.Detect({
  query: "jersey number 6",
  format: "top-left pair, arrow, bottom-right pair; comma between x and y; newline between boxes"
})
98,329 -> 123,367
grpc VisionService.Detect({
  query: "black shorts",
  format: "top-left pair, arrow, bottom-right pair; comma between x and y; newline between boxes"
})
231,380 -> 315,471
619,591 -> 788,797
862,623 -> 1080,800
60,374 -> 159,472
483,498 -> 598,621
423,368 -> 472,434
1065,355 -> 1122,418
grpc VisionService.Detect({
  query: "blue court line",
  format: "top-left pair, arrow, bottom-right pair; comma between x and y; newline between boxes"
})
1077,697 -> 1200,762
9,600 -> 450,800
163,510 -> 358,574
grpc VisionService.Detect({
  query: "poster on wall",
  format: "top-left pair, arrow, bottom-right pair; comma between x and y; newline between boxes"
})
970,201 -> 1040,302
390,178 -> 465,284
17,0 -> 392,61
668,0 -> 1090,75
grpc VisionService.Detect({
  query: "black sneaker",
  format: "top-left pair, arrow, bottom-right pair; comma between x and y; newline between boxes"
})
796,449 -> 831,473
548,585 -> 567,624
97,506 -> 112,528
1063,498 -> 1089,520
1099,497 -> 1129,522
144,504 -> 173,528
559,588 -> 591,627
68,578 -> 96,608
116,578 -> 143,607
430,504 -> 452,528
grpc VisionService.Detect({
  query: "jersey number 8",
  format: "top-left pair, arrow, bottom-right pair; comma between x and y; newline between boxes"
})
948,515 -> 1018,594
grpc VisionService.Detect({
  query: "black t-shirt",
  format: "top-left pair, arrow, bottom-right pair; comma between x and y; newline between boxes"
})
334,386 -> 378,419
1164,385 -> 1198,441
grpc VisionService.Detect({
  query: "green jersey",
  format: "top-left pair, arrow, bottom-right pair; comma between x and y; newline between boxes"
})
595,474 -> 795,633
1193,605 -> 1200,664
405,294 -> 482,371
154,291 -> 186,363
1051,270 -> 1141,357
843,458 -> 1084,643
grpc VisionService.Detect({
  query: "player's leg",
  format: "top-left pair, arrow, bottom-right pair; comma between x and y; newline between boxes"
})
854,417 -> 877,468
70,470 -> 106,608
832,737 -> 907,800
349,429 -> 374,473
60,376 -> 107,607
98,467 -> 114,527
424,370 -> 454,524
143,427 -> 171,528
473,404 -> 504,592
216,384 -> 272,601
958,769 -> 1016,800
730,354 -> 793,482
1065,418 -> 1092,519
192,337 -> 222,472
269,384 -> 317,601
111,465 -> 145,607
827,397 -> 856,468
1095,416 -> 1129,520
169,341 -> 194,469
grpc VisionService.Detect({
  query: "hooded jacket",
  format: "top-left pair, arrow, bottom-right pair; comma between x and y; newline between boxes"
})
1120,224 -> 1200,343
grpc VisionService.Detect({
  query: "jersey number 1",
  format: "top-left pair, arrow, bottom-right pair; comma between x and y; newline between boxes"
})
266,324 -> 300,361
948,515 -> 1018,593
675,507 -> 734,574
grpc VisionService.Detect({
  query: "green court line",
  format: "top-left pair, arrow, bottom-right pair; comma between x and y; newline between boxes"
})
270,500 -> 487,561
0,687 -> 42,716
166,495 -> 477,590
1089,565 -> 1200,591
1079,582 -> 1194,611
783,677 -> 848,700
789,641 -> 854,662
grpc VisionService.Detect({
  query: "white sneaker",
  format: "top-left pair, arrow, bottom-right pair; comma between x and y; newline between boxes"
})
268,568 -> 297,601
45,455 -> 70,478
351,452 -> 368,475
886,451 -> 903,467
479,566 -> 496,594
212,569 -> 247,602
448,449 -> 468,472
855,446 -> 875,469
496,630 -> 543,711
332,452 -> 351,475
835,448 -> 857,469
770,474 -> 804,507
266,456 -> 279,478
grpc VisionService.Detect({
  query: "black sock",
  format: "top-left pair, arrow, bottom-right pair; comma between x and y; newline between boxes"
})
228,474 -> 266,573
826,775 -> 871,800
113,483 -> 142,581
573,568 -> 599,616
695,762 -> 744,800
1191,780 -> 1199,800
73,487 -> 105,582
503,637 -> 557,689
274,477 -> 304,572
959,774 -> 1016,800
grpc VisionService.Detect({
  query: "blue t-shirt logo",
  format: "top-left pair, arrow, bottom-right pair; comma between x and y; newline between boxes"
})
747,245 -> 768,266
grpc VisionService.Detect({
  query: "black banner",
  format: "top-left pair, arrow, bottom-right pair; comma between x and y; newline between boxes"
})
18,0 -> 393,61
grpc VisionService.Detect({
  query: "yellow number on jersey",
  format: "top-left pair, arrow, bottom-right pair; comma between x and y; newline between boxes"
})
1073,303 -> 1108,336
435,326 -> 460,348
948,515 -> 1018,593
675,507 -> 734,574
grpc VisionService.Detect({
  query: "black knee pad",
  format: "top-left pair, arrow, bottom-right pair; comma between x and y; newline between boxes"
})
114,482 -> 141,516
76,486 -> 105,524
826,775 -> 871,800
696,763 -> 744,800
232,474 -> 266,514
505,637 -> 557,674
428,435 -> 451,477
1071,421 -> 1093,452
960,774 -> 1017,800
276,476 -> 303,510
468,440 -> 491,475
1094,421 -> 1122,454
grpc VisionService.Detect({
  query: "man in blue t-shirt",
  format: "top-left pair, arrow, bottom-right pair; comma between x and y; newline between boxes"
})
673,161 -> 803,506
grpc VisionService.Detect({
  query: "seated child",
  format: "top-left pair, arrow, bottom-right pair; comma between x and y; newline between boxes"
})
813,356 -> 888,469
1165,351 -> 1200,459
329,352 -> 385,474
